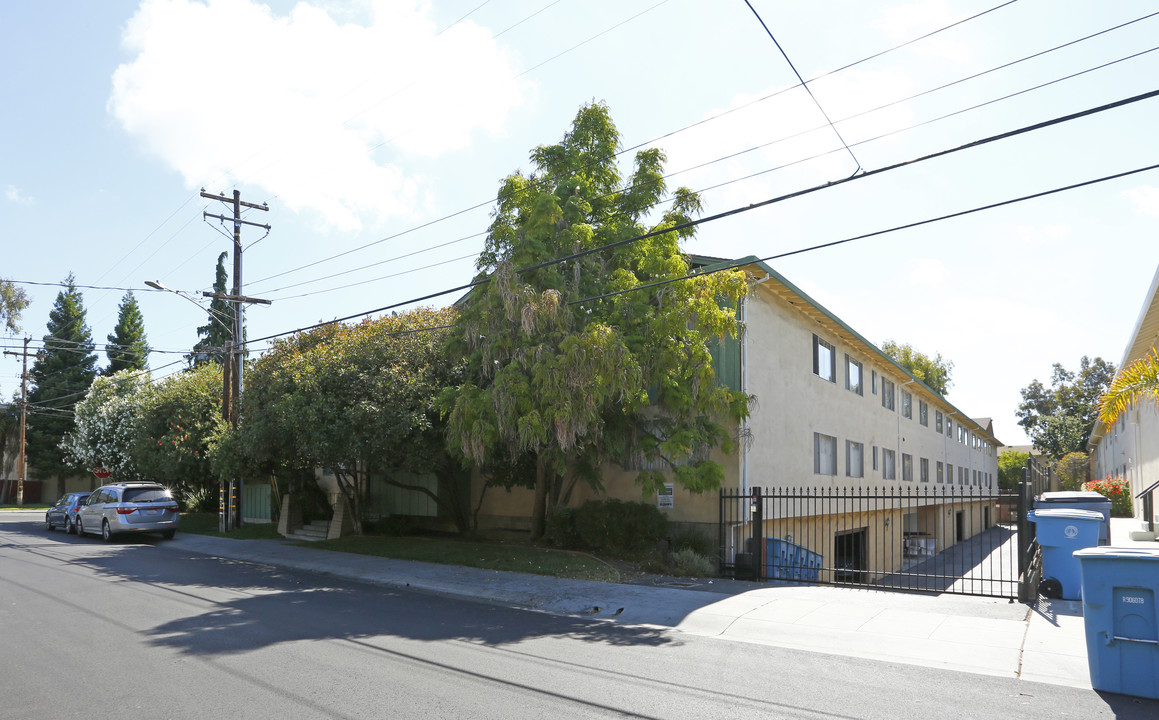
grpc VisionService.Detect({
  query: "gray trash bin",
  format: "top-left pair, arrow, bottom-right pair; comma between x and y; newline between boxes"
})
1035,491 -> 1112,545
1075,547 -> 1159,699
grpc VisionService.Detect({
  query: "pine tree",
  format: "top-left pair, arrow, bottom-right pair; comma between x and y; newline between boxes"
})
27,273 -> 98,477
105,291 -> 150,375
189,252 -> 233,366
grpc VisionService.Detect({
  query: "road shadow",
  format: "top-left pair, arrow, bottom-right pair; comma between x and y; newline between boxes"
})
1,514 -> 677,656
872,524 -> 1017,595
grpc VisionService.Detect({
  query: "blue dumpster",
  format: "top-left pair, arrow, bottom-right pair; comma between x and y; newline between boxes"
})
765,537 -> 821,581
1029,508 -> 1103,600
1075,547 -> 1159,699
1036,491 -> 1113,545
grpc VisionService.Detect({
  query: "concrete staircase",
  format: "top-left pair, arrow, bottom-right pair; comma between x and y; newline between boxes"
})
284,520 -> 330,542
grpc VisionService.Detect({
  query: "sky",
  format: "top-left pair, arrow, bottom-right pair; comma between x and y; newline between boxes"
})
3,0 -> 1159,448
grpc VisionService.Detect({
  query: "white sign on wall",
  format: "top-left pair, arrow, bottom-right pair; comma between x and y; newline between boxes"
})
658,483 -> 674,509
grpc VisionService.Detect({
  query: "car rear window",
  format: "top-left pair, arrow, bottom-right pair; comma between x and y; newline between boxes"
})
123,488 -> 171,503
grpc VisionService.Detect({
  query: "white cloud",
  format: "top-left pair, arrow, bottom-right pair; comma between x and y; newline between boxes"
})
871,0 -> 974,64
4,184 -> 33,205
109,0 -> 527,232
905,257 -> 948,288
1125,185 -> 1159,217
1014,223 -> 1071,245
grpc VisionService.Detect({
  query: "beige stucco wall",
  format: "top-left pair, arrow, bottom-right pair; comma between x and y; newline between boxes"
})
743,282 -> 999,496
1092,401 -> 1159,524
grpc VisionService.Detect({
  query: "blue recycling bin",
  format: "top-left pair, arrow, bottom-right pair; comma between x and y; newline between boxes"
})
1075,547 -> 1159,699
1029,508 -> 1103,600
1036,491 -> 1113,545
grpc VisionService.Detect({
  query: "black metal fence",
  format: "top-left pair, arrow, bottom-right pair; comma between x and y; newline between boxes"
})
720,484 -> 1023,598
1015,455 -> 1057,600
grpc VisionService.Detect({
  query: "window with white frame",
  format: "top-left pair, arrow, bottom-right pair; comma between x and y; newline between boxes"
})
814,432 -> 837,475
902,453 -> 913,482
881,378 -> 895,411
882,449 -> 896,480
947,463 -> 953,484
935,410 -> 943,433
846,355 -> 863,396
919,401 -> 928,427
872,445 -> 879,471
901,390 -> 912,419
946,418 -> 953,438
872,370 -> 878,394
813,335 -> 836,383
937,460 -> 944,483
920,457 -> 929,482
846,440 -> 864,478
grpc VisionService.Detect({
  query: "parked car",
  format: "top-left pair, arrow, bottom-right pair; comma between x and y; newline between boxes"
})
76,483 -> 179,541
45,492 -> 91,534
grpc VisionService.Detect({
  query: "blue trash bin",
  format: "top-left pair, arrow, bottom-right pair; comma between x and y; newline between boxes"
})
1036,491 -> 1113,545
1075,547 -> 1159,699
1029,508 -> 1104,600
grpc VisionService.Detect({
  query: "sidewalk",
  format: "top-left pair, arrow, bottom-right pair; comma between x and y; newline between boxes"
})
163,521 -> 1156,691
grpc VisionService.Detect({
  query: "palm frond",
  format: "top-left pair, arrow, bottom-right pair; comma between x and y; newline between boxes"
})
1099,351 -> 1159,425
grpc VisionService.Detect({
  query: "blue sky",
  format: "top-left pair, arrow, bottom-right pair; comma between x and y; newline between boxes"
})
3,0 -> 1159,447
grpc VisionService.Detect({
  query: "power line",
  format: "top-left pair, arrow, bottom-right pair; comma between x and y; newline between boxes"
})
742,0 -> 861,176
254,32 -> 1159,303
244,87 -> 1159,346
245,0 -> 1024,290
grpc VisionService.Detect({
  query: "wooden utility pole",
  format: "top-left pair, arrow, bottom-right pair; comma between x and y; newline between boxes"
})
200,189 -> 270,531
3,338 -> 34,507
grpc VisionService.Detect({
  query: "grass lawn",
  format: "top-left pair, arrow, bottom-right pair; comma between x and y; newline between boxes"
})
0,504 -> 49,511
309,535 -> 620,583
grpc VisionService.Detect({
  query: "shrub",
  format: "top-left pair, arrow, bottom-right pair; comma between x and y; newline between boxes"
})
669,548 -> 715,577
362,516 -> 414,536
670,528 -> 714,558
545,499 -> 668,557
1083,475 -> 1134,518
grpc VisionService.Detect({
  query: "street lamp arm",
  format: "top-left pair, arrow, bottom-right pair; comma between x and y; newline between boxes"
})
144,280 -> 234,333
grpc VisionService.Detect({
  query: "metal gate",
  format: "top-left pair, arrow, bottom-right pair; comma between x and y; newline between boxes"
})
720,483 -> 1034,599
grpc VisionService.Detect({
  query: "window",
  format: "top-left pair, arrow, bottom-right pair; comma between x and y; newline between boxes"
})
882,449 -> 896,480
872,445 -> 879,471
845,355 -> 863,395
846,440 -> 864,478
919,401 -> 928,427
937,460 -> 944,483
946,418 -> 953,438
902,453 -> 913,482
872,370 -> 878,394
814,432 -> 837,475
901,390 -> 912,419
947,463 -> 953,485
935,411 -> 943,433
813,335 -> 835,382
881,378 -> 895,411
920,457 -> 929,483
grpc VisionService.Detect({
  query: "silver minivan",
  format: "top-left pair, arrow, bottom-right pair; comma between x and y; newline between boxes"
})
76,483 -> 179,541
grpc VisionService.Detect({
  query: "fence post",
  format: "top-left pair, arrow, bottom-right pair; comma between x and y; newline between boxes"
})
751,486 -> 763,580
1017,469 -> 1029,580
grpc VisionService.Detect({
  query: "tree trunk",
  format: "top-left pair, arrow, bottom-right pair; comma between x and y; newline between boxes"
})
530,458 -> 548,539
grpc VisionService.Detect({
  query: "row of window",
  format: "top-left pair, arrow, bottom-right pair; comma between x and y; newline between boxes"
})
813,334 -> 992,455
813,432 -> 994,486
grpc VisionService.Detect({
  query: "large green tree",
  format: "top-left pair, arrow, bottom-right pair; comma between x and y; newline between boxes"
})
215,307 -> 463,534
881,340 -> 953,396
1,278 -> 30,333
1017,356 -> 1115,459
189,252 -> 233,366
105,291 -> 150,374
27,274 -> 98,477
440,103 -> 750,538
997,449 -> 1030,492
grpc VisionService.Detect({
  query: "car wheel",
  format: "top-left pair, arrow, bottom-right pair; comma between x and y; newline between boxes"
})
101,520 -> 114,543
66,517 -> 75,535
76,518 -> 84,537
45,515 -> 53,531
161,530 -> 175,540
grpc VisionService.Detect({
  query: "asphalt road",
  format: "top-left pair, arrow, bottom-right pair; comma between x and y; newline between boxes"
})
0,513 -> 1153,720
